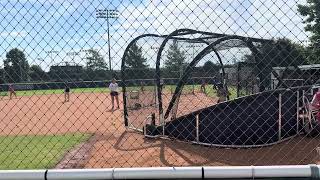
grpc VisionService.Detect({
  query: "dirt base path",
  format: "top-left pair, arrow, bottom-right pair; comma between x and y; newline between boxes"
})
0,93 -> 124,135
86,130 -> 320,167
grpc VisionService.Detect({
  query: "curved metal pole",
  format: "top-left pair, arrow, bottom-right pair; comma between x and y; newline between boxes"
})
193,40 -> 228,99
212,49 -> 229,100
121,33 -> 162,127
121,28 -> 226,127
155,28 -> 201,125
163,47 -> 226,119
164,35 -> 262,119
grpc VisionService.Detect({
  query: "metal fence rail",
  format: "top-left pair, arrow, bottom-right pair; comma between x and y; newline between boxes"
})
0,165 -> 319,180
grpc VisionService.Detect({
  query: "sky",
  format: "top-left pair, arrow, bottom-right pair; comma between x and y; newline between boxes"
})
0,0 -> 310,71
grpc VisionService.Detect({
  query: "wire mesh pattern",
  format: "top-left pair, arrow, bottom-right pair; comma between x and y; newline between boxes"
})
0,0 -> 319,170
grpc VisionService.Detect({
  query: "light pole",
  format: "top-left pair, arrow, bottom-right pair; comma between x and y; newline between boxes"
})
46,50 -> 59,60
46,50 -> 59,69
96,8 -> 119,71
185,44 -> 204,60
66,51 -> 80,66
80,49 -> 90,68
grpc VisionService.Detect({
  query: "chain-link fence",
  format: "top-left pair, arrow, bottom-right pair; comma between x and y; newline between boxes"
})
0,0 -> 320,172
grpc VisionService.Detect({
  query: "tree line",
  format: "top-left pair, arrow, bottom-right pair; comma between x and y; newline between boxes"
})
0,48 -> 113,84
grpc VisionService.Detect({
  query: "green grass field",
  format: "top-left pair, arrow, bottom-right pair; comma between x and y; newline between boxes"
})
164,84 -> 239,100
205,86 -> 239,100
0,84 -> 243,100
4,87 -> 110,97
0,133 -> 91,169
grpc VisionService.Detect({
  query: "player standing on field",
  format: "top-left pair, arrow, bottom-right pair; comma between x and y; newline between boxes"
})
216,83 -> 229,103
64,83 -> 70,103
8,84 -> 17,100
109,78 -> 120,110
200,80 -> 207,94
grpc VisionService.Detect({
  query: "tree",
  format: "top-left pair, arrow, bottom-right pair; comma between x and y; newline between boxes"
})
244,38 -> 307,89
4,48 -> 29,82
247,38 -> 306,66
298,1 -> 320,63
85,49 -> 108,71
29,65 -> 47,81
164,40 -> 186,77
0,69 -> 5,84
124,42 -> 149,79
125,42 -> 148,69
202,61 -> 220,77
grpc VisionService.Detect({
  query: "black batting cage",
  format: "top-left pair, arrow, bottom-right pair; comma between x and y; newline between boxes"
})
121,29 -> 319,148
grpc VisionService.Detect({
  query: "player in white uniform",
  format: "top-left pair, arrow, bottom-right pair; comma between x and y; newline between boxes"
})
109,78 -> 120,110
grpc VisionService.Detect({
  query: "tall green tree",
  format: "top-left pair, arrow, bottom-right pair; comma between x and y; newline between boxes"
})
202,61 -> 220,77
0,68 -> 5,84
124,42 -> 149,79
245,38 -> 307,66
244,38 -> 307,89
203,61 -> 216,71
298,1 -> 320,63
164,40 -> 186,77
85,49 -> 108,71
125,42 -> 148,69
4,48 -> 29,82
29,65 -> 47,81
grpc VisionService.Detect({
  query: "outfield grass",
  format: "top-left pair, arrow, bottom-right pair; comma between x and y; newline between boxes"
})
0,133 -> 91,169
12,87 -> 110,96
205,86 -> 239,100
165,84 -> 239,100
1,84 -> 243,100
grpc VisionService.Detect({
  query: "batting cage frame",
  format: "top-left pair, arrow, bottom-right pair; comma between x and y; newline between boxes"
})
121,28 -> 319,148
121,29 -> 288,131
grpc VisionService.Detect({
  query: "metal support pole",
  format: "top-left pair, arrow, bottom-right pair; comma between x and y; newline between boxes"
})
192,78 -> 195,95
162,114 -> 165,136
196,113 -> 199,143
296,91 -> 300,134
302,90 -> 305,109
236,63 -> 240,97
278,93 -> 282,141
107,12 -> 112,71
96,9 -> 119,71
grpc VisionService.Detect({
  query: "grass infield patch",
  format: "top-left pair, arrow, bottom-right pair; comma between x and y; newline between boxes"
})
0,133 -> 91,169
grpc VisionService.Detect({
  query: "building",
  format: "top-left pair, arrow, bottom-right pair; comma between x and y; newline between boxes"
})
49,62 -> 83,81
271,64 -> 320,88
222,66 -> 256,86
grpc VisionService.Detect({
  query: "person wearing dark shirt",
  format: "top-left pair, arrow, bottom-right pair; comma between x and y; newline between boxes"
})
64,83 -> 70,103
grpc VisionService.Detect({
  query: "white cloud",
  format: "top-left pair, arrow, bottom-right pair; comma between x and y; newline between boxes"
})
0,31 -> 27,38
112,0 -> 308,40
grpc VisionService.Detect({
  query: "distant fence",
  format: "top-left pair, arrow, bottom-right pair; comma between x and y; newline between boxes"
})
0,77 -> 219,91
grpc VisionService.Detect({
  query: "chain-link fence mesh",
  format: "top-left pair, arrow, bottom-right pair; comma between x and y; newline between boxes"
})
0,0 -> 319,170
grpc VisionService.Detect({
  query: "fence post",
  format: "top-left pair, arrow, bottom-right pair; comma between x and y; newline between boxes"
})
192,78 -> 195,95
302,90 -> 305,105
161,111 -> 165,136
278,93 -> 282,141
296,91 -> 299,134
196,113 -> 199,143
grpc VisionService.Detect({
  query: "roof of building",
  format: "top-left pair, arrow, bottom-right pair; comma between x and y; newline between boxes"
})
273,64 -> 320,70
